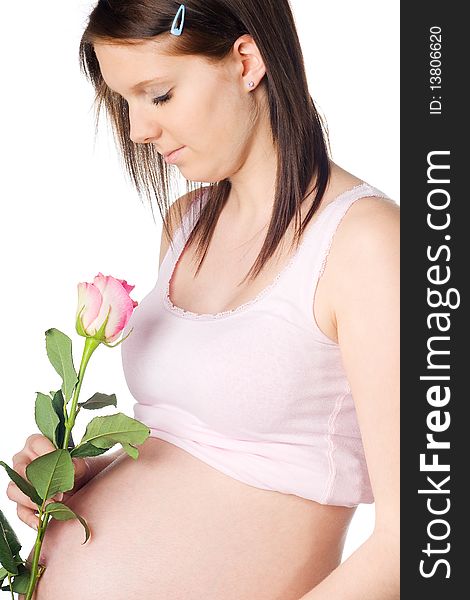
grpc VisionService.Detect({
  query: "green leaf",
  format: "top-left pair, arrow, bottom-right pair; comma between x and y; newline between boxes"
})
121,443 -> 138,459
80,413 -> 150,453
69,442 -> 109,459
44,502 -> 91,545
45,328 -> 78,403
25,449 -> 74,500
0,509 -> 21,575
0,565 -> 7,582
0,566 -> 30,593
50,390 -> 75,449
51,389 -> 66,448
35,392 -> 60,446
0,461 -> 42,505
78,392 -> 117,410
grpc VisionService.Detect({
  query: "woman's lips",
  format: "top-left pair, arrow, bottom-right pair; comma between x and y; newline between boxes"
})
164,146 -> 185,164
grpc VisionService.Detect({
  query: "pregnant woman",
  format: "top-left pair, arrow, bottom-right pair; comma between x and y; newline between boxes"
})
9,1 -> 399,598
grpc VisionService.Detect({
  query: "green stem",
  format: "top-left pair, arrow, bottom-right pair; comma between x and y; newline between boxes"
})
7,573 -> 14,600
24,504 -> 48,600
24,336 -> 101,599
63,337 -> 101,449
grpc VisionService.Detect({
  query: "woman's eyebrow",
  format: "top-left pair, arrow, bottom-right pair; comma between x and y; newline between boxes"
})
131,76 -> 169,91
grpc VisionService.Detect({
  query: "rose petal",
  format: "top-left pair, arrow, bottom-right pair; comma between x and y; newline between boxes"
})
76,282 -> 103,333
90,274 -> 137,342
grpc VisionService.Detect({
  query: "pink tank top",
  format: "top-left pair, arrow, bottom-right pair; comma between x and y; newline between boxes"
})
121,181 -> 394,507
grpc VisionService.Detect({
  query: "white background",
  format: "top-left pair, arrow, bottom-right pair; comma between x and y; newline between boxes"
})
0,1 -> 399,565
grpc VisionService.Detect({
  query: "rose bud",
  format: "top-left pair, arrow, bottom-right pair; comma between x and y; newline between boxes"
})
76,273 -> 138,345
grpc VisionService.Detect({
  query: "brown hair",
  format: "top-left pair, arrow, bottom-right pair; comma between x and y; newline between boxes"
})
79,0 -> 332,285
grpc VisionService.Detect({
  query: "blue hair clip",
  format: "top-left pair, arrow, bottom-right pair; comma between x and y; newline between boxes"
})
170,4 -> 185,36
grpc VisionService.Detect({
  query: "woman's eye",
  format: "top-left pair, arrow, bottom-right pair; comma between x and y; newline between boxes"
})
152,92 -> 172,107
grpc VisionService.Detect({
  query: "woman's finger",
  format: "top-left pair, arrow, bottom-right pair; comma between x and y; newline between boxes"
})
6,481 -> 39,510
16,503 -> 40,530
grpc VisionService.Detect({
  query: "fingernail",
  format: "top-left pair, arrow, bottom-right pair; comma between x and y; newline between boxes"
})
57,492 -> 64,501
32,522 -> 38,531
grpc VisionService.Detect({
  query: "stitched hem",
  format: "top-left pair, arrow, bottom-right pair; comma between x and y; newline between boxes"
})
320,392 -> 346,504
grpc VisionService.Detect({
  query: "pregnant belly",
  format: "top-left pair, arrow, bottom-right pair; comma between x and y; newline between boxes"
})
25,437 -> 356,600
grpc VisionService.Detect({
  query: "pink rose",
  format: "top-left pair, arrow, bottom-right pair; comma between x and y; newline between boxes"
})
75,273 -> 138,344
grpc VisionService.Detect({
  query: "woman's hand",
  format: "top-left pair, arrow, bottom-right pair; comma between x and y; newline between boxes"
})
5,433 -> 91,530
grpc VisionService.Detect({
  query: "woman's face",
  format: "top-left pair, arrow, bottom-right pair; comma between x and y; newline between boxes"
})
93,38 -> 261,183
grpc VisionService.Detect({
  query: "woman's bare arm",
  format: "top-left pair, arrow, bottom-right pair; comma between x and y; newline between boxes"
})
299,196 -> 400,599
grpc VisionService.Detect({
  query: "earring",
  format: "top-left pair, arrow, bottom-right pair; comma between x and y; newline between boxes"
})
248,81 -> 255,88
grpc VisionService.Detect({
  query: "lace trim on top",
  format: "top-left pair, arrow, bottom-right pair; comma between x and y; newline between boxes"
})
163,182 -> 381,321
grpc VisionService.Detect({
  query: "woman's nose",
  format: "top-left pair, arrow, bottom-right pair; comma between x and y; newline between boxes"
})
128,104 -> 162,144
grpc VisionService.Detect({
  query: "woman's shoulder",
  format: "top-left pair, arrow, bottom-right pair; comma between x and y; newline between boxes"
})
328,183 -> 399,262
341,188 -> 400,236
318,180 -> 399,304
321,162 -> 399,234
319,161 -> 398,215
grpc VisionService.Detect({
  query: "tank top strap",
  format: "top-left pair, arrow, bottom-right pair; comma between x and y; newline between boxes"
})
178,189 -> 210,244
305,182 -> 393,276
274,181 -> 395,339
172,188 -> 210,248
158,188 -> 210,278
